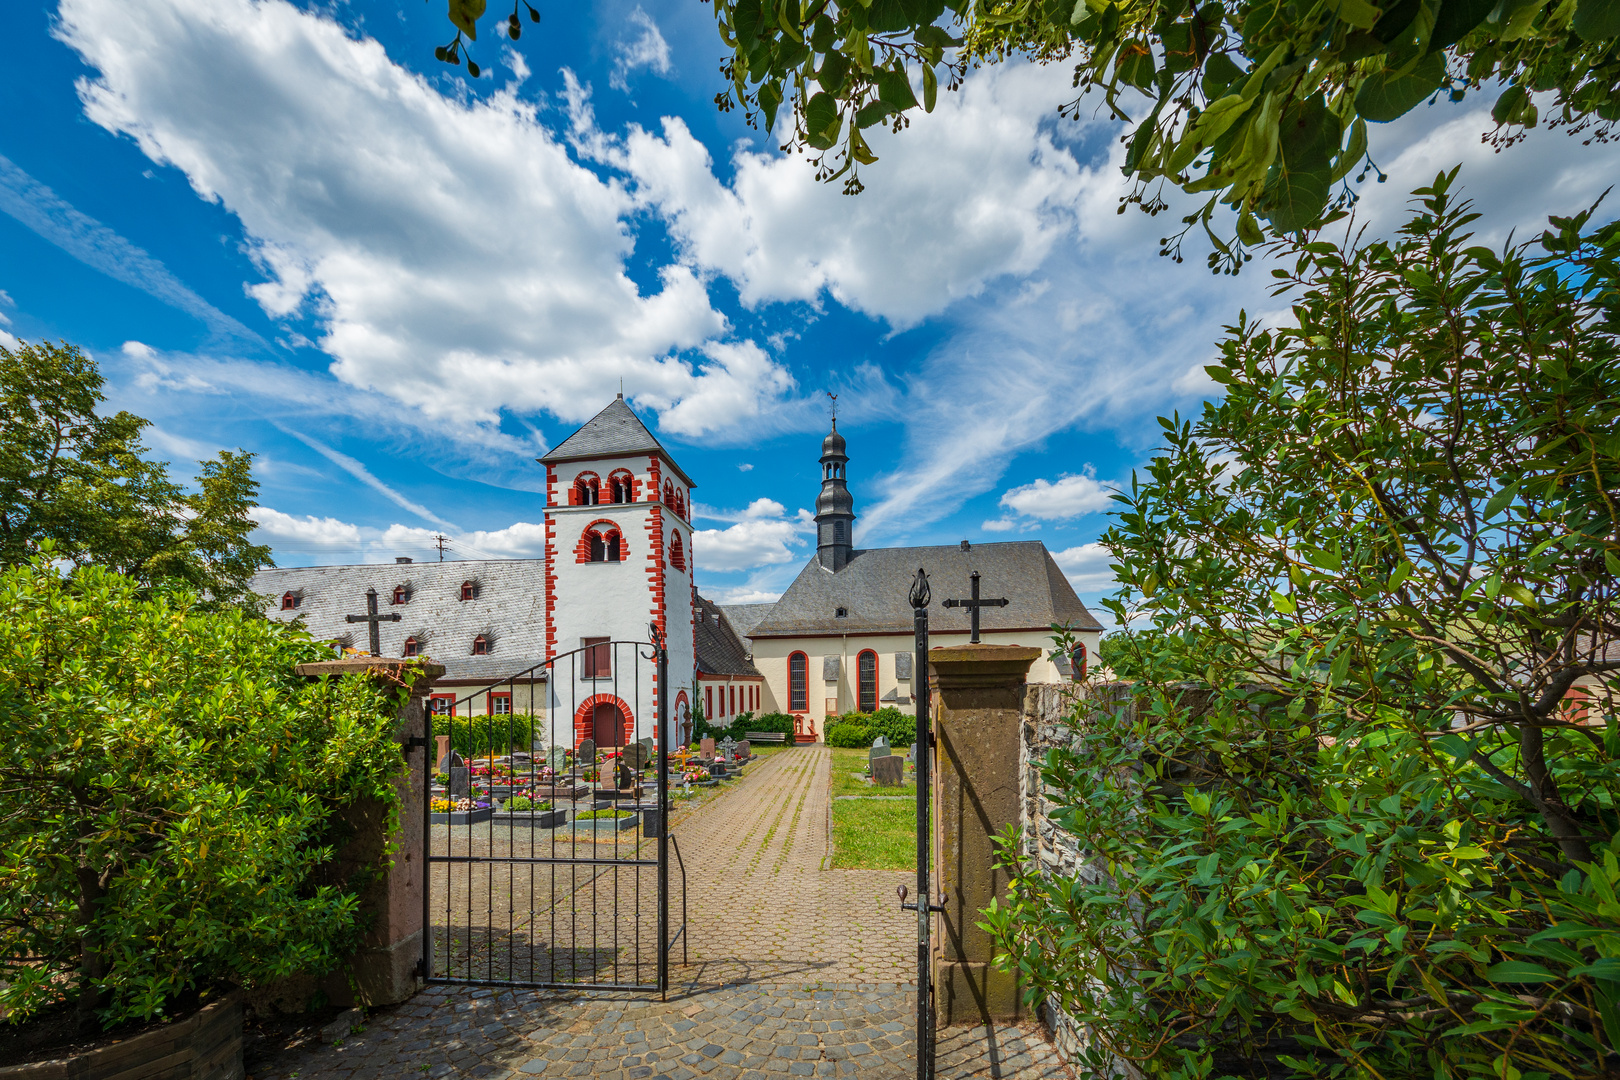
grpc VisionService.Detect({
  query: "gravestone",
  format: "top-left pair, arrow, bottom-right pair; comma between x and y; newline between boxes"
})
871,754 -> 904,787
869,736 -> 891,771
435,734 -> 451,771
577,738 -> 596,764
622,742 -> 650,771
638,736 -> 655,761
907,742 -> 917,764
546,746 -> 569,772
448,766 -> 471,798
616,762 -> 636,790
736,740 -> 751,760
708,761 -> 727,778
700,737 -> 716,760
720,736 -> 737,759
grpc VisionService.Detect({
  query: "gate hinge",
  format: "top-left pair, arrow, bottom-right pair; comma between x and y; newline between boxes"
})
403,736 -> 428,756
412,958 -> 426,980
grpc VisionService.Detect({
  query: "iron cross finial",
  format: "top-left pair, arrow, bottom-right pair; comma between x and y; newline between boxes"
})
942,571 -> 1009,644
345,585 -> 403,656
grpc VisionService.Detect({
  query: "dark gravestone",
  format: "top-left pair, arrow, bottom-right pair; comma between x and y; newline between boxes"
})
871,754 -> 904,787
708,761 -> 728,778
577,739 -> 596,765
616,762 -> 636,790
868,736 -> 891,771
638,735 -> 656,762
622,742 -> 651,771
736,740 -> 751,760
448,766 -> 471,798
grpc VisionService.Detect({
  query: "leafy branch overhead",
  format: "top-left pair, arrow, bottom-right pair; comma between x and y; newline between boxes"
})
698,0 -> 1618,266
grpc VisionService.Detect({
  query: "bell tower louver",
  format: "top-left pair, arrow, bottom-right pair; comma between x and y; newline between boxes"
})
815,421 -> 854,572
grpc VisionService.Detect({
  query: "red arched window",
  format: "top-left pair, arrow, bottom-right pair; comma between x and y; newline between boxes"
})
403,636 -> 420,657
460,580 -> 477,601
281,591 -> 300,610
857,650 -> 878,713
608,469 -> 635,503
663,479 -> 675,509
572,472 -> 600,506
669,531 -> 685,572
788,652 -> 808,713
392,585 -> 408,605
676,489 -> 686,518
587,527 -> 622,562
472,635 -> 489,656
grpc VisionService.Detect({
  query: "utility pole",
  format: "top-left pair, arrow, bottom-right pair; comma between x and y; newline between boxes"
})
434,534 -> 450,562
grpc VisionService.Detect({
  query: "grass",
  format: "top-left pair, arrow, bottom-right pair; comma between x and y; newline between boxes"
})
574,808 -> 634,819
830,797 -> 918,870
828,747 -> 916,798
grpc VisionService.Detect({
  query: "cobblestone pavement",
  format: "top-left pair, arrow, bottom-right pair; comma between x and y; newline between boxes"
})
246,747 -> 1071,1080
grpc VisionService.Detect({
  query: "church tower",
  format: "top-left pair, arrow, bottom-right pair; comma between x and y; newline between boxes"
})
815,421 -> 855,571
540,394 -> 696,753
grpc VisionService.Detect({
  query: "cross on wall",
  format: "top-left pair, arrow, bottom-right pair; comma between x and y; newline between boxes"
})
941,571 -> 1008,645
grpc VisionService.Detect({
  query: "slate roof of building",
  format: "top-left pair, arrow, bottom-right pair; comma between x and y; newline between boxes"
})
694,593 -> 762,677
251,560 -> 549,684
539,395 -> 696,487
744,540 -> 1102,638
718,603 -> 775,640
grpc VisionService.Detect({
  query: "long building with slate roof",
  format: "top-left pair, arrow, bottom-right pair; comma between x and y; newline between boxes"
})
720,424 -> 1102,739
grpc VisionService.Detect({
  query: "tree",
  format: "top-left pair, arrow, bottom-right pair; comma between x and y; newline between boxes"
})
0,339 -> 271,607
700,0 -> 1619,266
0,559 -> 413,1031
981,174 -> 1620,1076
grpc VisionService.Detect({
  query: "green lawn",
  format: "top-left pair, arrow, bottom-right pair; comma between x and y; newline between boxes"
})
831,796 -> 917,870
828,747 -> 916,798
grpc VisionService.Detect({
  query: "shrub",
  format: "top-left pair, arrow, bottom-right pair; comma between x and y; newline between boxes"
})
432,712 -> 540,760
575,809 -> 634,819
741,711 -> 795,736
825,723 -> 872,748
0,560 -> 412,1031
824,708 -> 916,749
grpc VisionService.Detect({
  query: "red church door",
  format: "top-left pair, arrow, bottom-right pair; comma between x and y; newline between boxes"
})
592,703 -> 624,748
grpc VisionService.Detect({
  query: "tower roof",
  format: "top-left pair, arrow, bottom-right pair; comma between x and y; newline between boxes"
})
820,422 -> 847,459
539,395 -> 695,486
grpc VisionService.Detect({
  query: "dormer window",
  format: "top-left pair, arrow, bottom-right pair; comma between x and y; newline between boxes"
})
460,580 -> 477,601
281,591 -> 301,611
472,635 -> 489,656
392,585 -> 408,605
403,636 -> 420,657
835,606 -> 848,618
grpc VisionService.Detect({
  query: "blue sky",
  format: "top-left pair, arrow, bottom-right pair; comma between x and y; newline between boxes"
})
3,0 -> 1618,619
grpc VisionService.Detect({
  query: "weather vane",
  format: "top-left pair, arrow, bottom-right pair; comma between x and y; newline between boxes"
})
827,390 -> 837,424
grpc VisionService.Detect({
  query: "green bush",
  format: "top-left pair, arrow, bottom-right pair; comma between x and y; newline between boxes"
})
575,809 -> 634,820
0,560 -> 412,1031
741,711 -> 795,735
503,796 -> 552,812
824,707 -> 916,748
431,711 -> 540,760
825,723 -> 871,748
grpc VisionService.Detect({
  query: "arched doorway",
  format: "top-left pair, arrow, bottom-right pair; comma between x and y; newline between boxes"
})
592,702 -> 625,747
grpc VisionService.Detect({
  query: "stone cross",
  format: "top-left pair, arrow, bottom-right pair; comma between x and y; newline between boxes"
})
345,586 -> 402,656
942,571 -> 1008,645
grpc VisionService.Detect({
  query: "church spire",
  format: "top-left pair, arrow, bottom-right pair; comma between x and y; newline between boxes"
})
815,419 -> 854,571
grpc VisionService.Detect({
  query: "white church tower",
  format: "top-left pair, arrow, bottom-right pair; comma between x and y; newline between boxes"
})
541,395 -> 696,753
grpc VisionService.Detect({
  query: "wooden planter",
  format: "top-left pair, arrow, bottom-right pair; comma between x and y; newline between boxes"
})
2,993 -> 242,1080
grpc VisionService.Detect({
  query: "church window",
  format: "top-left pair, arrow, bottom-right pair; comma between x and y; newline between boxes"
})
392,585 -> 408,605
676,489 -> 686,518
472,635 -> 489,656
669,532 -> 685,572
608,470 -> 634,503
788,652 -> 808,712
573,473 -> 601,506
730,686 -> 737,714
429,693 -> 454,716
584,637 -> 611,678
857,650 -> 878,713
403,636 -> 420,657
281,591 -> 300,610
663,479 -> 675,510
488,692 -> 512,715
705,686 -> 714,720
460,580 -> 477,601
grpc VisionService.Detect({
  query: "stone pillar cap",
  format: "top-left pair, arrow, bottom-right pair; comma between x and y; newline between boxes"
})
928,644 -> 1041,689
293,657 -> 446,688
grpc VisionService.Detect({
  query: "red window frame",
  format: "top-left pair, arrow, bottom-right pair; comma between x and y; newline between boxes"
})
857,649 -> 878,713
730,686 -> 737,715
392,585 -> 407,605
488,692 -> 512,715
705,686 -> 714,720
460,580 -> 476,601
583,637 -> 611,678
788,652 -> 808,713
669,532 -> 685,571
281,591 -> 298,610
472,635 -> 489,656
429,693 -> 455,717
403,637 -> 419,657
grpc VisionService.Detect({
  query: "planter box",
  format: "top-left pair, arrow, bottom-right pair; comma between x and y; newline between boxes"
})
490,809 -> 567,829
429,807 -> 495,825
1,993 -> 242,1080
569,814 -> 639,833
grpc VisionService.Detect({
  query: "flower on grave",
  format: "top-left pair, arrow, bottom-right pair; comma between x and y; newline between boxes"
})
431,797 -> 453,813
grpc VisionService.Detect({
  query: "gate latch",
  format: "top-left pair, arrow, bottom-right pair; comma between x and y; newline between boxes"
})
897,884 -> 944,914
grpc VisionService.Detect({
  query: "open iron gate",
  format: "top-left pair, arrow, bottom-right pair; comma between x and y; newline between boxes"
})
421,630 -> 686,996
900,570 -> 940,1080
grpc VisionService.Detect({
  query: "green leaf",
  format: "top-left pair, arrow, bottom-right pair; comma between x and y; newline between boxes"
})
818,51 -> 850,95
856,99 -> 891,129
448,0 -> 486,38
1201,53 -> 1243,98
876,66 -> 919,113
1432,0 -> 1497,45
1356,53 -> 1446,122
1260,163 -> 1330,233
1331,0 -> 1386,30
1573,0 -> 1620,41
1484,961 -> 1559,983
1271,590 -> 1297,614
922,65 -> 938,112
804,92 -> 841,149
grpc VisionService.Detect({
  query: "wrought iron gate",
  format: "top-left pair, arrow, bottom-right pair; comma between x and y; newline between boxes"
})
421,629 -> 686,995
900,570 -> 940,1079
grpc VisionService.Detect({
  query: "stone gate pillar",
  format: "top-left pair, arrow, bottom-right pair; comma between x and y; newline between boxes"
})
294,657 -> 444,1005
929,644 -> 1040,1027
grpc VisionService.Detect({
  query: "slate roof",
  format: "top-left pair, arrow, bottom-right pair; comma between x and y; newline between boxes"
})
251,560 -> 548,683
539,395 -> 696,487
694,593 -> 762,677
744,540 -> 1102,638
718,603 -> 775,640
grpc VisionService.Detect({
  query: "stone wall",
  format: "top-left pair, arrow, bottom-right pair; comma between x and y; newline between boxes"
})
1018,681 -> 1139,1076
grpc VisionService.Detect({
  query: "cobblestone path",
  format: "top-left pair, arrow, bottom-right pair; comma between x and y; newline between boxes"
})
245,747 -> 1071,1080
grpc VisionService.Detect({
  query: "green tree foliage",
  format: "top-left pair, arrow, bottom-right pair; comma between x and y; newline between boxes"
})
981,175 -> 1620,1075
0,559 -> 415,1031
0,340 -> 271,607
672,0 -> 1616,266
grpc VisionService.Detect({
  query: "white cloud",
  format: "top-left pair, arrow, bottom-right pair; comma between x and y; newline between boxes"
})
251,508 -> 551,564
0,329 -> 18,351
708,585 -> 783,604
55,0 -> 795,438
1000,471 -> 1114,520
737,463 -> 753,472
981,517 -> 1017,532
1051,542 -> 1117,594
252,506 -> 364,547
691,499 -> 809,572
610,7 -> 672,92
616,62 -> 1087,329
275,425 -> 456,530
